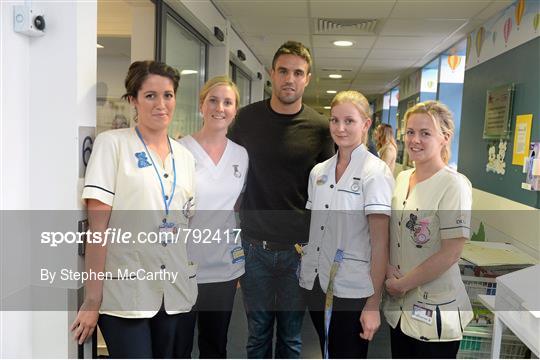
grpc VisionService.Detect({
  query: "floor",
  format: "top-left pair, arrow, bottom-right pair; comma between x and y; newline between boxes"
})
192,287 -> 392,358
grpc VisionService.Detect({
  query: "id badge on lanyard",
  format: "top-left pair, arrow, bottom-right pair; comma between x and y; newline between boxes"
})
159,221 -> 177,244
411,303 -> 433,325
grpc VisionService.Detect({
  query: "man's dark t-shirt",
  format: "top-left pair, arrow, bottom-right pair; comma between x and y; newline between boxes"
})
229,99 -> 335,244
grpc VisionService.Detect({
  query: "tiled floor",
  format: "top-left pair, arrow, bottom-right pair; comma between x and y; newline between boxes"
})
193,288 -> 392,359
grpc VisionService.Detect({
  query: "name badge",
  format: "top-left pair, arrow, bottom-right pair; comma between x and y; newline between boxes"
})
231,246 -> 245,264
411,303 -> 433,325
159,222 -> 177,244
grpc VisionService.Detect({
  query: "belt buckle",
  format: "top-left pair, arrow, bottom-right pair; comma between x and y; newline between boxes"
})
262,240 -> 268,250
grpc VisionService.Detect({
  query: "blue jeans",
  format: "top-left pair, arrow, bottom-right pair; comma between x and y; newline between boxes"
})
241,237 -> 305,358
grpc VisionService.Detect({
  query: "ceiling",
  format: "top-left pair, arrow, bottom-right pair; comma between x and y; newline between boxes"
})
212,0 -> 514,112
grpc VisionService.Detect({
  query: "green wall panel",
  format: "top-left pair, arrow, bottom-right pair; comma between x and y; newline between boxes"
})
459,37 -> 540,208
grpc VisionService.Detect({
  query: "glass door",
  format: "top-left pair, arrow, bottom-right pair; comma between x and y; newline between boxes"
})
158,4 -> 207,139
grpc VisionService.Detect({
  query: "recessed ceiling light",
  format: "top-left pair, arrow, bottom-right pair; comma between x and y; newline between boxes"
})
323,106 -> 331,109
96,43 -> 104,49
181,70 -> 198,75
326,90 -> 337,94
333,40 -> 353,47
329,74 -> 342,79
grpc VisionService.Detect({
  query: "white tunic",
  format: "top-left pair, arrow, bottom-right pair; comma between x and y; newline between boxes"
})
383,166 -> 474,341
300,145 -> 394,298
179,135 -> 248,283
82,128 -> 197,318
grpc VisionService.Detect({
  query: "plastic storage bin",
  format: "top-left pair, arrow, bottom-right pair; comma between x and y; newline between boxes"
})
458,326 -> 529,359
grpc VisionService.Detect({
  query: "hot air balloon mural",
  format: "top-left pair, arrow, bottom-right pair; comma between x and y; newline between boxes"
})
466,33 -> 472,61
515,0 -> 525,29
476,27 -> 485,58
447,55 -> 461,71
504,18 -> 512,46
534,13 -> 540,32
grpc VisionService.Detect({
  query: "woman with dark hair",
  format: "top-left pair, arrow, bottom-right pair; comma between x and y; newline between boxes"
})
71,61 -> 197,358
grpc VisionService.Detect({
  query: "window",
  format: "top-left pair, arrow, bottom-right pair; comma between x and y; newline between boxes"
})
230,62 -> 252,107
96,0 -> 155,135
159,6 -> 207,139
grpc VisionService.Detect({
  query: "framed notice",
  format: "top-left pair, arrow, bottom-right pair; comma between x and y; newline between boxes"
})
512,114 -> 533,165
483,84 -> 515,139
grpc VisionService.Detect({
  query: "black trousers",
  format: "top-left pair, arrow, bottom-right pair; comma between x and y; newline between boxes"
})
305,277 -> 369,359
390,319 -> 461,359
98,308 -> 195,358
194,278 -> 238,358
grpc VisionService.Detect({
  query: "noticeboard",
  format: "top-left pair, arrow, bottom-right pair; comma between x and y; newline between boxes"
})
483,84 -> 515,139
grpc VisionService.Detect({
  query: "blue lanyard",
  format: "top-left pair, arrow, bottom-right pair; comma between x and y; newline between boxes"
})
135,126 -> 177,220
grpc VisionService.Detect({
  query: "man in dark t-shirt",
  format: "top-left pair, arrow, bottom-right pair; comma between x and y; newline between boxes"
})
229,41 -> 334,358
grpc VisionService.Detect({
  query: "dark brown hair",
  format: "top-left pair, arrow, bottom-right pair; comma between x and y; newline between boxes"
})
122,61 -> 180,102
272,41 -> 312,74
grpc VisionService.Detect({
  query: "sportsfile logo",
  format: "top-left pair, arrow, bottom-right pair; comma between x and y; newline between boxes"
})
40,228 -> 242,247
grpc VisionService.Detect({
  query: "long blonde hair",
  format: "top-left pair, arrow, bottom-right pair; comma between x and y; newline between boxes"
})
403,101 -> 455,164
375,123 -> 397,151
330,90 -> 372,145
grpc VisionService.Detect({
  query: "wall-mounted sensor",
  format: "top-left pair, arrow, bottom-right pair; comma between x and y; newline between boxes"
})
237,50 -> 246,62
13,5 -> 45,37
214,26 -> 224,42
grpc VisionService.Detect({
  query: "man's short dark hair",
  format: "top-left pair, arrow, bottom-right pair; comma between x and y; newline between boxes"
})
272,41 -> 312,74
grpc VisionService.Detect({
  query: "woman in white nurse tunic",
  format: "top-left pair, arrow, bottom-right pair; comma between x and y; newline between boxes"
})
383,101 -> 473,359
179,76 -> 248,358
300,91 -> 394,358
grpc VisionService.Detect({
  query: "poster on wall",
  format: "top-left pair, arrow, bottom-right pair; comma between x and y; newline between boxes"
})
522,142 -> 540,191
512,114 -> 533,165
483,84 -> 514,139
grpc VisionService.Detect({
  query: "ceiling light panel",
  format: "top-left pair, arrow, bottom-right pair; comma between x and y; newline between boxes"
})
333,40 -> 353,47
313,35 -> 376,48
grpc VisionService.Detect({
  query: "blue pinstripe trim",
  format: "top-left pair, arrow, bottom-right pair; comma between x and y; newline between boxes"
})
337,189 -> 360,195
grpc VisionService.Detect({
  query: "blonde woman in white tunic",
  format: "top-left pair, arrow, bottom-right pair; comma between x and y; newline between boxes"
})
179,76 -> 248,358
384,101 -> 473,358
300,91 -> 394,358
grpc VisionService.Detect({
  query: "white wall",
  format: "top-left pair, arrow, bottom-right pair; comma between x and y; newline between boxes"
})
131,5 -> 155,61
1,1 -> 34,357
1,1 -> 96,357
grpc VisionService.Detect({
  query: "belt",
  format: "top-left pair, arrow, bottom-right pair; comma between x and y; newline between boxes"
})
244,237 -> 298,251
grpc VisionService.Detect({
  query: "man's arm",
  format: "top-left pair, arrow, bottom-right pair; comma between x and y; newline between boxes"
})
318,126 -> 335,162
